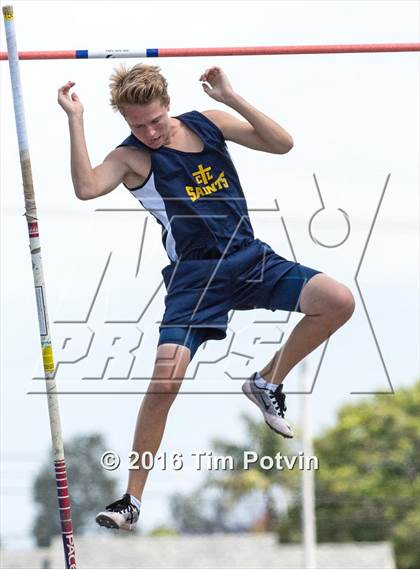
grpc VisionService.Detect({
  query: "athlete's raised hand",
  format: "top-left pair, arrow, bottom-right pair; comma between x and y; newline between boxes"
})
199,67 -> 235,104
58,81 -> 84,117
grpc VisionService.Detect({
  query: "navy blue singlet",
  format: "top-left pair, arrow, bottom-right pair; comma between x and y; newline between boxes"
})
118,111 -> 255,261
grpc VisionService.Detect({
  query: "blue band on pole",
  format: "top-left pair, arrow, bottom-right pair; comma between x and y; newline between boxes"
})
76,50 -> 88,59
146,48 -> 159,57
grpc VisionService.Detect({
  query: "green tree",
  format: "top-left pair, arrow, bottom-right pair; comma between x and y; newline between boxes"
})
169,487 -> 231,533
32,433 -> 117,547
169,414 -> 298,533
279,381 -> 420,569
211,414 -> 299,531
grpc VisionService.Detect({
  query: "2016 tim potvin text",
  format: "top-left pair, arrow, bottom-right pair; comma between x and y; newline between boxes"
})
100,450 -> 319,471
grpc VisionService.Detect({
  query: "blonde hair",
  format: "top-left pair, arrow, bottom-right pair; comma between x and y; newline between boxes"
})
109,63 -> 170,112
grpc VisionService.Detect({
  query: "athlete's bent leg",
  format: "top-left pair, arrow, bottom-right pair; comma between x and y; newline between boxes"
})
126,343 -> 191,500
259,273 -> 355,384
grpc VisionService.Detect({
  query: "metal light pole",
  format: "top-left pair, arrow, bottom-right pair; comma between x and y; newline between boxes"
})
300,360 -> 317,569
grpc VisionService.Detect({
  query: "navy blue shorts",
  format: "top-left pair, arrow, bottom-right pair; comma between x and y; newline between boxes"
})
158,238 -> 322,359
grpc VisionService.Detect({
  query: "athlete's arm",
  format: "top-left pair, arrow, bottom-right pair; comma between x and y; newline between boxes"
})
200,67 -> 293,154
58,81 -> 130,200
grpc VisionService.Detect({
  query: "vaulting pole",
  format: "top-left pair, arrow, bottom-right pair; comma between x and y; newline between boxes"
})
0,42 -> 419,60
2,6 -> 77,568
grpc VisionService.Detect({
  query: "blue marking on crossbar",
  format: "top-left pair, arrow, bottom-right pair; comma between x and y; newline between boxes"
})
76,50 -> 88,59
146,48 -> 159,57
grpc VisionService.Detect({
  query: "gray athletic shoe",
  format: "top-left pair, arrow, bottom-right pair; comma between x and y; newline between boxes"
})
242,373 -> 293,438
95,494 -> 139,531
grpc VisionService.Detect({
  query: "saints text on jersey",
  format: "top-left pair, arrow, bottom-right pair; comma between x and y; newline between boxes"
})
185,164 -> 229,202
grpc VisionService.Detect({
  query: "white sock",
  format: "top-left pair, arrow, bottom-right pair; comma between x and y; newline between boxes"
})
254,372 -> 279,392
129,495 -> 141,512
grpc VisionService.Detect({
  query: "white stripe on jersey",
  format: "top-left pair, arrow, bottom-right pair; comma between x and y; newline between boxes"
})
131,172 -> 177,261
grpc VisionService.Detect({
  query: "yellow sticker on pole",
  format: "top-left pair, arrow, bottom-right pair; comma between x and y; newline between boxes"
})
2,6 -> 14,20
42,345 -> 55,373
